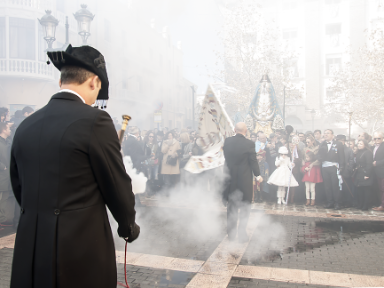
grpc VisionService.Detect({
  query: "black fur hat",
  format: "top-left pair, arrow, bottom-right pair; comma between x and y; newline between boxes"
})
47,44 -> 109,108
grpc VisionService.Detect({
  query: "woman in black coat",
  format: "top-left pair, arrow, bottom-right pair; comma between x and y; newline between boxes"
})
354,139 -> 374,210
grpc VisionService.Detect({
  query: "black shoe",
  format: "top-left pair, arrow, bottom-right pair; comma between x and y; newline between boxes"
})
324,203 -> 334,209
334,204 -> 341,210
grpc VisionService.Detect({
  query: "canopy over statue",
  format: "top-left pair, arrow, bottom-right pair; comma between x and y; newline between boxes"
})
245,74 -> 285,135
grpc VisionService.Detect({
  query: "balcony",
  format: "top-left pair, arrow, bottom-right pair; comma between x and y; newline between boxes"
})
0,58 -> 55,80
0,0 -> 53,10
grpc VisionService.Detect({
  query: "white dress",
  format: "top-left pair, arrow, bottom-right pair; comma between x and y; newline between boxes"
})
267,156 -> 299,187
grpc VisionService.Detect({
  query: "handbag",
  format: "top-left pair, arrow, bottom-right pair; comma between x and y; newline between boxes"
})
166,155 -> 178,166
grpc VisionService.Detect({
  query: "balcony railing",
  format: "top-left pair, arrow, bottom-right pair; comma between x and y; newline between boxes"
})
0,58 -> 55,80
0,0 -> 53,10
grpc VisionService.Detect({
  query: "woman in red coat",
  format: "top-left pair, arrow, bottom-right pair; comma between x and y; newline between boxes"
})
301,151 -> 323,206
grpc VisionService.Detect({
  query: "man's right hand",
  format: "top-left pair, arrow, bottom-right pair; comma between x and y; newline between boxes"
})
125,223 -> 140,243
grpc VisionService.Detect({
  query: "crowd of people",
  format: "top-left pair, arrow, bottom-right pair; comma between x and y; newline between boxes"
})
119,122 -> 384,212
251,125 -> 384,211
1,107 -> 384,229
0,106 -> 35,228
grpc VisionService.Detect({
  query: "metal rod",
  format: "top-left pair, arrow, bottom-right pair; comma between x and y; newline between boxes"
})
283,86 -> 286,125
191,86 -> 195,130
65,16 -> 69,45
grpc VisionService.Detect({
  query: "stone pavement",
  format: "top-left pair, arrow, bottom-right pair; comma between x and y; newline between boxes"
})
1,203 -> 384,288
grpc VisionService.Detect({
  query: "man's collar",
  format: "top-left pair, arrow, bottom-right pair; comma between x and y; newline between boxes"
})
235,133 -> 245,138
59,89 -> 86,104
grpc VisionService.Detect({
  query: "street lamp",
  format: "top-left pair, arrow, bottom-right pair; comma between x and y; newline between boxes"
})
348,111 -> 353,141
38,10 -> 59,50
73,4 -> 95,45
310,109 -> 316,131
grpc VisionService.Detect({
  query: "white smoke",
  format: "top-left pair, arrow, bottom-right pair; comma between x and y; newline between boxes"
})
123,156 -> 147,194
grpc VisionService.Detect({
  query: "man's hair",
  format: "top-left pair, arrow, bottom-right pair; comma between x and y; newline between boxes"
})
285,125 -> 294,134
0,107 -> 8,117
324,129 -> 334,134
314,129 -> 321,134
22,106 -> 34,115
60,66 -> 96,85
298,132 -> 305,136
0,122 -> 7,134
269,133 -> 276,139
180,132 -> 190,143
130,127 -> 139,135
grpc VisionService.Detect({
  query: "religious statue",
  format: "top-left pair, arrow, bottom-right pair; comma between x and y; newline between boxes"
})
247,74 -> 284,135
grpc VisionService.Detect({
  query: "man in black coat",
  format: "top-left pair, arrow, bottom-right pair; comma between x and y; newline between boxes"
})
372,131 -> 384,211
123,126 -> 146,172
223,122 -> 262,242
336,134 -> 355,208
10,45 -> 140,288
318,129 -> 345,209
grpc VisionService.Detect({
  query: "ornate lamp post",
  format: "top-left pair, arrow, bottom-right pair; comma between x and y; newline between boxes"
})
38,10 -> 59,50
73,4 -> 95,45
310,109 -> 316,131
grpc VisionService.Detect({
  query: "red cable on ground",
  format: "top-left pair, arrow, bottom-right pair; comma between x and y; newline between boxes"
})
117,240 -> 130,288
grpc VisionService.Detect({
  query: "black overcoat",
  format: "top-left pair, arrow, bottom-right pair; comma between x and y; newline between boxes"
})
354,148 -> 374,187
223,134 -> 260,203
10,92 -> 136,288
373,143 -> 384,178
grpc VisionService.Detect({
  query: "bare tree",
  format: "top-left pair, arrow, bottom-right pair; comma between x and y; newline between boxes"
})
212,0 -> 302,119
327,29 -> 384,135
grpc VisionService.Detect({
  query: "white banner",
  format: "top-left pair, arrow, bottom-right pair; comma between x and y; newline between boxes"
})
184,84 -> 234,174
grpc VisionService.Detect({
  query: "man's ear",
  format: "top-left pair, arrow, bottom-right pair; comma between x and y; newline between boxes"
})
90,75 -> 100,90
59,79 -> 62,87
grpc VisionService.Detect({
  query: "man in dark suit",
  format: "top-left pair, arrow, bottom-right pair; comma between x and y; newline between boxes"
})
123,126 -> 146,172
318,129 -> 345,209
336,134 -> 354,208
223,122 -> 262,242
10,45 -> 140,288
372,132 -> 384,211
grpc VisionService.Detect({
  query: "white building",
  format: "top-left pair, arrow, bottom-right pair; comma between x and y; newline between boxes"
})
0,0 -> 197,130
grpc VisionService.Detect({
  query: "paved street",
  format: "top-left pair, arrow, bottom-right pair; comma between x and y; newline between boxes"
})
1,201 -> 384,288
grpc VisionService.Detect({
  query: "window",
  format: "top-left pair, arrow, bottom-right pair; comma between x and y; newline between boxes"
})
56,0 -> 65,12
284,59 -> 299,78
326,23 -> 341,47
326,23 -> 341,35
326,56 -> 341,75
104,19 -> 111,42
283,29 -> 298,50
283,1 -> 298,10
9,18 -> 35,60
0,18 -> 5,58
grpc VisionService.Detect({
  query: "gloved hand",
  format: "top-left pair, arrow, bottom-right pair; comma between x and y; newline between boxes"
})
124,223 -> 140,243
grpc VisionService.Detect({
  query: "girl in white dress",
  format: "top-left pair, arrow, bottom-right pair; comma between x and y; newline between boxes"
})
268,146 -> 299,204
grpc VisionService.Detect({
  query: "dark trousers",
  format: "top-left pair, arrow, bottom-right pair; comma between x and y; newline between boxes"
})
227,196 -> 251,238
322,166 -> 341,206
356,186 -> 372,210
376,177 -> 384,207
341,177 -> 354,206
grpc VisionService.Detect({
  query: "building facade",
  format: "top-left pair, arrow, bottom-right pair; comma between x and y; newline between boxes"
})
0,0 -> 197,130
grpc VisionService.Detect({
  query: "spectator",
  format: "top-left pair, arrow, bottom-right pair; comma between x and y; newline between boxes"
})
358,132 -> 371,143
0,107 -> 8,122
348,139 -> 356,150
298,132 -> 306,145
250,133 -> 257,143
161,131 -> 181,190
21,106 -> 34,118
372,132 -> 384,211
314,129 -> 322,144
0,122 -> 14,226
336,135 -> 355,208
354,139 -> 374,210
301,151 -> 323,206
143,131 -> 160,196
318,129 -> 345,210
